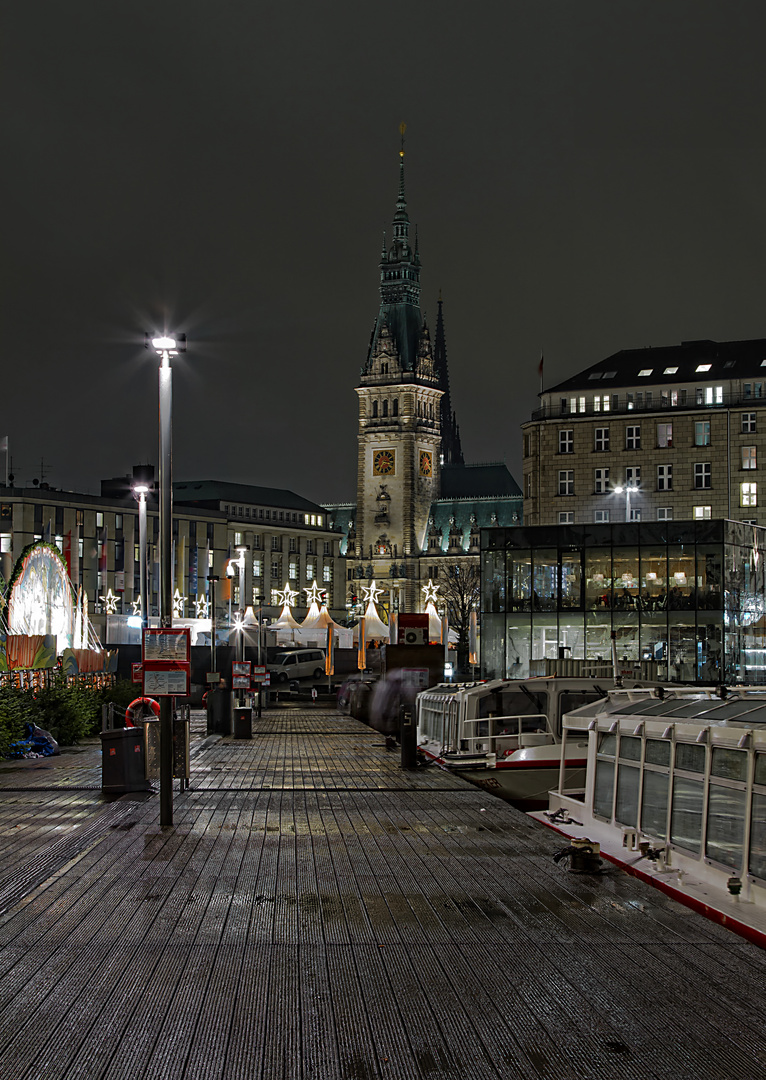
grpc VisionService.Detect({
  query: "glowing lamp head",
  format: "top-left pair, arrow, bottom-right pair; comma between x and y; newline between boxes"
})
613,485 -> 625,494
152,336 -> 176,351
127,616 -> 142,629
133,483 -> 150,496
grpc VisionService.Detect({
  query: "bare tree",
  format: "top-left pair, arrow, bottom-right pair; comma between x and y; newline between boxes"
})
437,561 -> 480,675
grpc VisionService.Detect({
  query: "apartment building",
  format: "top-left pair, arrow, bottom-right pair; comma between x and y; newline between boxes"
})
522,338 -> 766,526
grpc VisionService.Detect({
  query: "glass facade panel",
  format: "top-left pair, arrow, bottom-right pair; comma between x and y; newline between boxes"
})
619,736 -> 642,761
585,550 -> 612,609
640,547 -> 667,612
558,616 -> 585,659
531,615 -> 558,660
612,548 -> 639,610
505,616 -> 530,678
594,759 -> 615,818
560,552 -> 582,609
696,545 -> 722,610
613,613 -> 639,661
509,551 -> 531,612
533,550 -> 558,611
670,775 -> 704,853
668,545 -> 695,609
668,615 -> 696,682
706,785 -> 747,868
615,764 -> 640,826
586,612 -> 612,661
641,768 -> 670,839
483,550 -> 505,612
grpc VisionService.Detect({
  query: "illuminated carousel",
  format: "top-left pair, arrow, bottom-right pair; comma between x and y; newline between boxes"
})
0,541 -> 115,689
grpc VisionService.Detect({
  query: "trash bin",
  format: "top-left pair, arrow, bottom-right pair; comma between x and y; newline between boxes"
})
207,687 -> 232,736
232,706 -> 253,739
100,727 -> 150,794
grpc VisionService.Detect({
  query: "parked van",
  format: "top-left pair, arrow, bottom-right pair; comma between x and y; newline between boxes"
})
268,649 -> 326,683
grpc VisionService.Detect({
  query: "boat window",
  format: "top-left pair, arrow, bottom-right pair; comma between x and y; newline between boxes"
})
615,764 -> 639,826
749,793 -> 766,879
645,739 -> 671,766
618,735 -> 642,761
559,691 -> 601,714
675,743 -> 705,773
593,759 -> 615,818
711,748 -> 747,782
597,733 -> 617,757
756,754 -> 766,786
670,776 -> 704,853
497,689 -> 546,716
641,770 -> 669,839
706,786 -> 747,868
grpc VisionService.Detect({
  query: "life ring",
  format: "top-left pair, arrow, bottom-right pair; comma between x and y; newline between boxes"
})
125,697 -> 160,726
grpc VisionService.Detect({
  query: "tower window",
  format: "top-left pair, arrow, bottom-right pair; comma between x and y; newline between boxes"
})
393,399 -> 398,417
382,400 -> 388,417
372,401 -> 378,418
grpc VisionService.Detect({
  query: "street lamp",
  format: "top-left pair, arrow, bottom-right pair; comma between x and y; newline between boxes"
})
131,464 -> 154,634
146,332 -> 186,827
232,544 -> 249,704
613,483 -> 639,523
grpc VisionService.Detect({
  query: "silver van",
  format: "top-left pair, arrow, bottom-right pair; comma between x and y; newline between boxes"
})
268,649 -> 326,683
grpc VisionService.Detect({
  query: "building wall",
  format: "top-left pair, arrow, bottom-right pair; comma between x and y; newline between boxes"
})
523,396 -> 765,526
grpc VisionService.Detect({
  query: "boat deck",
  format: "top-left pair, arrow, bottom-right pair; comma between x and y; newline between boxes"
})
1,707 -> 765,1079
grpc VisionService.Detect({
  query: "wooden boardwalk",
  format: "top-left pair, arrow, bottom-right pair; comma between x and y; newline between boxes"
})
0,707 -> 765,1079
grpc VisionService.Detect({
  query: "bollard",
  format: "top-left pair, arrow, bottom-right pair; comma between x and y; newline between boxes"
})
400,705 -> 417,770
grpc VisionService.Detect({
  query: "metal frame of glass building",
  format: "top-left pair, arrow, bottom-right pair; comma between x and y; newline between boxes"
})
481,520 -> 766,685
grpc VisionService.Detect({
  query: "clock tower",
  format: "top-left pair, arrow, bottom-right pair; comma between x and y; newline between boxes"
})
354,129 -> 443,612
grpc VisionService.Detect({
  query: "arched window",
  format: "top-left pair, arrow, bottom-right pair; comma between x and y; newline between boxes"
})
393,399 -> 399,417
372,401 -> 378,418
382,400 -> 388,418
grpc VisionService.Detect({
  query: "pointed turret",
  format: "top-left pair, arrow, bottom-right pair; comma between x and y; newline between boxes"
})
434,295 -> 464,464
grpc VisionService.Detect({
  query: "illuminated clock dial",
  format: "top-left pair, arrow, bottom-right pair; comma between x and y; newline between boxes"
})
373,449 -> 395,475
420,451 -> 433,477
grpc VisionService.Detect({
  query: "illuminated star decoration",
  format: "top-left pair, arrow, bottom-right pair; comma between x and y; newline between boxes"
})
195,595 -> 209,619
173,588 -> 186,618
131,599 -> 142,617
275,582 -> 298,608
304,580 -> 326,606
362,578 -> 384,605
100,589 -> 119,614
422,579 -> 440,606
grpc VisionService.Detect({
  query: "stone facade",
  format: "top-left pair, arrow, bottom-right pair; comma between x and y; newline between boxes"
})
523,339 -> 766,526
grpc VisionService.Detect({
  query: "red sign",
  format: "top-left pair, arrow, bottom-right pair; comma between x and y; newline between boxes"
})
398,613 -> 429,645
142,628 -> 191,697
132,662 -> 143,685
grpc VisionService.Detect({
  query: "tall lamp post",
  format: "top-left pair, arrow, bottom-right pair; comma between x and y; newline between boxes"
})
613,483 -> 639,523
147,333 -> 185,827
233,545 -> 249,704
131,464 -> 154,633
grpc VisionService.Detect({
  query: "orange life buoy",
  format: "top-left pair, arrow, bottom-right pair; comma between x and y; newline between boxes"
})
125,697 -> 160,726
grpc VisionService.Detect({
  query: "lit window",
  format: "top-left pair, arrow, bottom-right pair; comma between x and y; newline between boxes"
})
0,535 -> 11,553
693,505 -> 712,519
696,364 -> 712,372
289,562 -> 298,580
741,483 -> 758,507
657,423 -> 673,448
638,369 -> 652,377
588,372 -> 603,380
323,565 -> 332,583
96,512 -> 104,527
252,559 -> 262,578
743,446 -> 757,470
694,421 -> 710,446
694,462 -> 711,489
578,396 -> 586,413
234,532 -> 243,546
670,390 -> 678,406
664,366 -> 678,374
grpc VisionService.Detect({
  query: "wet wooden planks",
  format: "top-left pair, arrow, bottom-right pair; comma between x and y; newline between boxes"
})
0,709 -> 765,1079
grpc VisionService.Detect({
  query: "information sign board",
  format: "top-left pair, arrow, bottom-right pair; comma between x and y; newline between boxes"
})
232,660 -> 252,677
144,667 -> 190,696
132,662 -> 143,685
143,628 -> 191,663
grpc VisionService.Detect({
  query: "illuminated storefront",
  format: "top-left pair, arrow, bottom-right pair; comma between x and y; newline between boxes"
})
481,520 -> 766,684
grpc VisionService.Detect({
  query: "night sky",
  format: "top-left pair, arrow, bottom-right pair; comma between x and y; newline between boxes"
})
6,3 -> 766,504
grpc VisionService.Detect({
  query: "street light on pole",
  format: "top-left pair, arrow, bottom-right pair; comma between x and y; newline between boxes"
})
131,464 -> 154,634
613,483 -> 639,523
146,332 -> 186,827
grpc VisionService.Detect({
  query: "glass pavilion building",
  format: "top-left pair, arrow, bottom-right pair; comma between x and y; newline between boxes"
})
481,520 -> 766,685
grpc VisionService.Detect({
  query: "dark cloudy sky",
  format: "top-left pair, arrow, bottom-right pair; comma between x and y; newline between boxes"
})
5,2 -> 766,503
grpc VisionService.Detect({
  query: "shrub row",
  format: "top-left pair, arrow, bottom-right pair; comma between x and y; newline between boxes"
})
0,679 -> 139,755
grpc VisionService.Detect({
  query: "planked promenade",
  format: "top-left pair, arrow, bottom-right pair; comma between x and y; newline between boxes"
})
0,706 -> 765,1079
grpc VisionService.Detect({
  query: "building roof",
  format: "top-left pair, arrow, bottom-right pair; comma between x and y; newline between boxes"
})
439,463 -> 522,499
173,481 -> 328,515
546,338 -> 766,395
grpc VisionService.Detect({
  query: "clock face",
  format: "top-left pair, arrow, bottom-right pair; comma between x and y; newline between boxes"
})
420,451 -> 433,477
373,449 -> 395,475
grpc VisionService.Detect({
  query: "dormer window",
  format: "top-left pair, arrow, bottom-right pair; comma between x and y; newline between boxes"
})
664,366 -> 678,374
638,369 -> 652,376
696,364 -> 712,372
